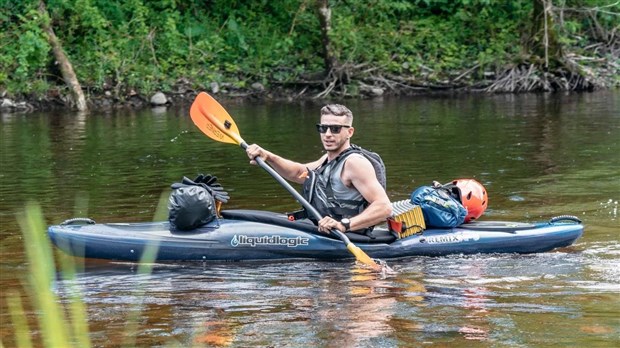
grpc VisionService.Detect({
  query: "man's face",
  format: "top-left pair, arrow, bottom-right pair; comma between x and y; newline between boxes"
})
317,114 -> 353,152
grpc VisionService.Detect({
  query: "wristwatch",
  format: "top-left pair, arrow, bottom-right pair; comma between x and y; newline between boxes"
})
340,218 -> 351,232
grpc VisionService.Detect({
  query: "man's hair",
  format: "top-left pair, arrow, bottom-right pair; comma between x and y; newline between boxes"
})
320,104 -> 353,124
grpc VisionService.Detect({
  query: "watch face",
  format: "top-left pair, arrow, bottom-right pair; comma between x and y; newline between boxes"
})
341,218 -> 350,224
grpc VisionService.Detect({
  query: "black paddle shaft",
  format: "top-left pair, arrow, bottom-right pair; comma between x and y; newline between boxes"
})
240,142 -> 353,245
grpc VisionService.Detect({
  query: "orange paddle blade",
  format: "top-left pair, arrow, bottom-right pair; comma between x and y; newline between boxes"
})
347,244 -> 382,271
190,92 -> 243,145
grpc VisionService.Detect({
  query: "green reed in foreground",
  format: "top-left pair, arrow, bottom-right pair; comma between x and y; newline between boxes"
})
14,202 -> 74,347
5,193 -> 170,347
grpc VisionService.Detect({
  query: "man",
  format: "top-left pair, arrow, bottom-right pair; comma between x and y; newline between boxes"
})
245,104 -> 392,234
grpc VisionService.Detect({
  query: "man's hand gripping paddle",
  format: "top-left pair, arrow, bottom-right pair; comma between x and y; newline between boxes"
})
190,92 -> 383,271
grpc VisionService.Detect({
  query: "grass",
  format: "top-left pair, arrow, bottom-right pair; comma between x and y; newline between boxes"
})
4,191 -> 170,347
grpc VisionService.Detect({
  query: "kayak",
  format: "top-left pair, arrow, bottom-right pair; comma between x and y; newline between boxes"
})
48,207 -> 584,262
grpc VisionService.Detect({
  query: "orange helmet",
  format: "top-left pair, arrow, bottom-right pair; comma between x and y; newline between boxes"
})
450,179 -> 488,222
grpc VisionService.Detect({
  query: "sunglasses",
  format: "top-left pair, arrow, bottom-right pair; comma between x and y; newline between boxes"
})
316,124 -> 351,134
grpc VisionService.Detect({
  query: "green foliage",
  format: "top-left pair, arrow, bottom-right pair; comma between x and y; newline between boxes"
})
0,4 -> 51,94
6,199 -> 166,347
326,0 -> 532,80
15,203 -> 73,347
0,0 -> 616,97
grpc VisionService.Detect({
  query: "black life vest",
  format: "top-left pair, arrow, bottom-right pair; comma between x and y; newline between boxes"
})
301,145 -> 387,223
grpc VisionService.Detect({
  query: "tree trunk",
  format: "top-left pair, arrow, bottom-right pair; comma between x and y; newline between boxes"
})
530,0 -> 564,68
38,1 -> 88,111
316,0 -> 336,75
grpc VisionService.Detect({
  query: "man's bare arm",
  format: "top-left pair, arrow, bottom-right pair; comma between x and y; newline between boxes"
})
246,144 -> 326,184
342,155 -> 392,230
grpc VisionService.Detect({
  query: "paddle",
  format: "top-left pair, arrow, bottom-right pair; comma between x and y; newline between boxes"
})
190,92 -> 382,271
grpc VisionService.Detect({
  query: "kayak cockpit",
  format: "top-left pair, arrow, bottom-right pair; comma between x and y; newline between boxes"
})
220,209 -> 397,243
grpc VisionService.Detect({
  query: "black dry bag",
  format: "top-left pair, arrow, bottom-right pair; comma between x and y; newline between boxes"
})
168,176 -> 219,231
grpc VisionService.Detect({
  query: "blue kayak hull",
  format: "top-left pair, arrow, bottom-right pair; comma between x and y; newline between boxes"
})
47,210 -> 584,262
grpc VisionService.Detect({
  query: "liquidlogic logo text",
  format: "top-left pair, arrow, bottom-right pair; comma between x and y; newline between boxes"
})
231,235 -> 310,248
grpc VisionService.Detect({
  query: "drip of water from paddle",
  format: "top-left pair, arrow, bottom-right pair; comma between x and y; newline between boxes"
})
376,259 -> 397,275
356,258 -> 397,276
170,130 -> 189,142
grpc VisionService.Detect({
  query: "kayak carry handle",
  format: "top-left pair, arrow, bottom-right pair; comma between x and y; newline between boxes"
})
549,215 -> 582,224
60,218 -> 96,225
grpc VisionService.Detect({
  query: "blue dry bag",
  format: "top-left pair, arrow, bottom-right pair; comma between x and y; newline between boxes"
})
410,186 -> 467,228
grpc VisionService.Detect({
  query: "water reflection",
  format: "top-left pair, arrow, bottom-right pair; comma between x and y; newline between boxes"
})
58,262 -> 415,347
48,245 -> 619,347
2,91 -> 619,347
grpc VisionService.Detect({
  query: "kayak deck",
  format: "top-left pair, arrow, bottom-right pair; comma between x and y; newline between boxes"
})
47,210 -> 584,262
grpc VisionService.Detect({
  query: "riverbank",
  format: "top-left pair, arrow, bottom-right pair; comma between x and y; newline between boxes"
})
2,67 -> 618,114
0,82 -> 433,113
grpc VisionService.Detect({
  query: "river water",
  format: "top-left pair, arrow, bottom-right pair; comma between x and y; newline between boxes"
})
1,91 -> 618,347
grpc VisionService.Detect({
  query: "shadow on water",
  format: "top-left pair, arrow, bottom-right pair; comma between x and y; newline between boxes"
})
1,91 -> 619,346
